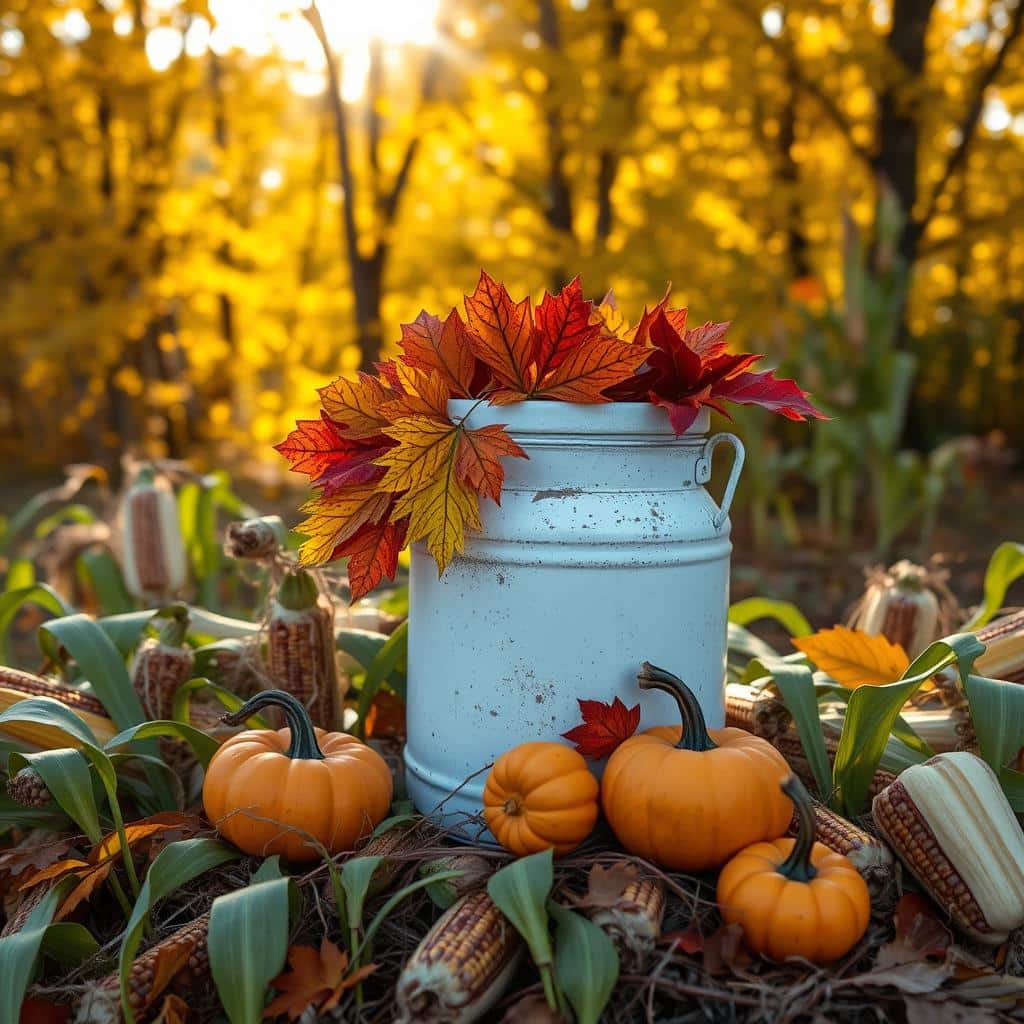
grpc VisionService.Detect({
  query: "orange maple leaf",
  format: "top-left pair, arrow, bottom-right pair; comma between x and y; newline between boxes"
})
296,486 -> 392,566
336,518 -> 408,601
317,372 -> 392,439
398,308 -> 478,398
792,626 -> 910,689
455,423 -> 526,504
379,361 -> 452,422
265,939 -> 377,1020
530,336 -> 648,403
464,270 -> 536,394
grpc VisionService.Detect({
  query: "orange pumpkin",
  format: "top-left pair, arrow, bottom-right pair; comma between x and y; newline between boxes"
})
717,775 -> 870,962
482,741 -> 599,856
601,663 -> 792,871
203,689 -> 392,861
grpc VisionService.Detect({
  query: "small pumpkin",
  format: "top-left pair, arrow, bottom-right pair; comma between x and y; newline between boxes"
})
601,663 -> 792,871
717,775 -> 870,962
203,689 -> 392,861
482,741 -> 599,856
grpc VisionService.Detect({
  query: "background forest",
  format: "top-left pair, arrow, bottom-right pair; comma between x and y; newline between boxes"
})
1,0 -> 1022,556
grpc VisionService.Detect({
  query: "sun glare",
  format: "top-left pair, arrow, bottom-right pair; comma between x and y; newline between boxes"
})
126,0 -> 441,98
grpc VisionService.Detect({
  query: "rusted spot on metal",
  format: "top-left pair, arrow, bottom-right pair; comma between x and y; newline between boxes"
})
532,487 -> 585,502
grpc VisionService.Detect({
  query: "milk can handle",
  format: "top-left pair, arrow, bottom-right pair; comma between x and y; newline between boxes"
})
695,433 -> 745,530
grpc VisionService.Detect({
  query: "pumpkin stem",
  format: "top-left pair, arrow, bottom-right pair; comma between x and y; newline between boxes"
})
220,689 -> 325,760
776,775 -> 818,883
637,662 -> 716,752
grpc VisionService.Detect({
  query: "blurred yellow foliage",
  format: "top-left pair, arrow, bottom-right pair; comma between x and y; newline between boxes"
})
0,0 -> 1021,477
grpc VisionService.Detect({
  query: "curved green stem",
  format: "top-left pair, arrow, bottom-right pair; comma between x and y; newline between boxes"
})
157,605 -> 191,647
776,775 -> 818,883
221,689 -> 325,760
638,662 -> 717,752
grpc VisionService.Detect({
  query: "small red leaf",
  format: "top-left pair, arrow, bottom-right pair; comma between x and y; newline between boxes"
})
713,368 -> 826,422
561,697 -> 641,760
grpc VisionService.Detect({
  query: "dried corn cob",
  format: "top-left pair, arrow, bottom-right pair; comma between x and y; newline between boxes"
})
6,766 -> 50,808
588,876 -> 665,971
785,802 -> 891,873
873,752 -> 1024,944
323,820 -> 424,912
1,881 -> 51,937
194,639 -> 262,699
0,668 -> 117,748
847,560 -> 955,658
120,466 -> 187,601
267,569 -> 342,730
223,516 -> 285,561
130,608 -> 194,722
74,912 -> 210,1023
771,729 -> 897,800
395,890 -> 523,1024
419,853 -> 494,908
974,610 -> 1024,683
724,683 -> 789,738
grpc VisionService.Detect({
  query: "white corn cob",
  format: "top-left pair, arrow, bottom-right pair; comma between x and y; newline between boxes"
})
395,891 -> 523,1024
848,560 -> 944,658
873,752 -> 1024,943
120,466 -> 187,600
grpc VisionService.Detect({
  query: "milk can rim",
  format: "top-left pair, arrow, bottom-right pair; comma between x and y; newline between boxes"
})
448,399 -> 709,438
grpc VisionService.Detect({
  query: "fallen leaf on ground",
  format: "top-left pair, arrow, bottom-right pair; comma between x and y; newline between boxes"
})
661,927 -> 705,955
152,994 -> 191,1024
792,626 -> 910,688
701,923 -> 751,975
561,697 -> 641,760
265,939 -> 377,1020
875,893 -> 951,968
498,993 -> 567,1023
569,862 -> 639,910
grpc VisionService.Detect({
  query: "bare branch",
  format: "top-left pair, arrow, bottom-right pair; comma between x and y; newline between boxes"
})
915,1 -> 1024,234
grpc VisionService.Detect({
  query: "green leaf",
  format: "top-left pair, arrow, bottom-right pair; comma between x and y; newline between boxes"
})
726,622 -> 780,684
40,922 -> 100,966
105,720 -> 220,770
336,628 -> 389,671
341,856 -> 383,932
10,748 -> 102,844
77,550 -> 135,616
172,676 -> 268,731
0,880 -> 68,1023
833,634 -> 985,816
39,614 -> 144,728
965,674 -> 1024,777
119,838 -> 240,1023
0,585 -> 73,663
729,598 -> 813,638
487,849 -> 555,974
6,559 -> 35,591
998,767 -> 1024,812
549,902 -> 619,1024
34,504 -> 97,538
0,696 -> 99,748
750,657 -> 832,799
965,542 -> 1024,630
98,610 -> 162,656
209,856 -> 293,1024
357,870 -> 463,960
39,613 -> 175,808
354,620 -> 407,737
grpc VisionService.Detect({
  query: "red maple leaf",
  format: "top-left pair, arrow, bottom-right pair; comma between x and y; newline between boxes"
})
336,517 -> 408,601
562,697 -> 641,759
533,277 -> 603,378
398,309 -> 483,398
609,305 -> 825,434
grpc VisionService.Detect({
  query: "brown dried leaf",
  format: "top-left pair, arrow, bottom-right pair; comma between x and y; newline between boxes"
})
265,939 -> 376,1020
571,862 -> 639,910
875,893 -> 951,968
905,1002 -> 997,1024
702,922 -> 751,975
499,994 -> 568,1023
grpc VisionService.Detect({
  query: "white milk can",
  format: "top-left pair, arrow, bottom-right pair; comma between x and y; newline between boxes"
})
404,400 -> 744,831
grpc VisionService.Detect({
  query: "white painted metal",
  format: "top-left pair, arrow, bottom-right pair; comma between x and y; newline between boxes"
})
404,400 -> 745,831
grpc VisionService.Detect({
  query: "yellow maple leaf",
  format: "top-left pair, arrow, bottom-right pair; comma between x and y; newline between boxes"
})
792,626 -> 910,689
296,486 -> 391,566
391,464 -> 482,571
376,416 -> 459,496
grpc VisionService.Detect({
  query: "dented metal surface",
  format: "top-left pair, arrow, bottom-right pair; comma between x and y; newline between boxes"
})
405,400 -> 744,832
